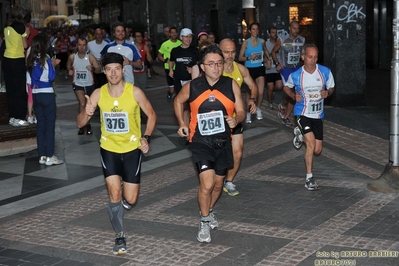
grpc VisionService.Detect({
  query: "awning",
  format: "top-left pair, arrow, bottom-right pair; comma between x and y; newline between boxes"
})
43,15 -> 67,27
65,20 -> 79,26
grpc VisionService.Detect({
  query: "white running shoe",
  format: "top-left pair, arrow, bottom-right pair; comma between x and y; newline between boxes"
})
45,155 -> 64,166
245,112 -> 252,124
197,221 -> 211,243
293,126 -> 304,149
256,108 -> 263,120
209,211 -> 219,229
278,103 -> 286,119
39,156 -> 47,165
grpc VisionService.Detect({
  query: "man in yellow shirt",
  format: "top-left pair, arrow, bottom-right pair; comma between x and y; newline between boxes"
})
220,38 -> 258,196
77,52 -> 156,255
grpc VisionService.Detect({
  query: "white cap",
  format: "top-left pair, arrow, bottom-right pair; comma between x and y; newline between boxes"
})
180,28 -> 193,36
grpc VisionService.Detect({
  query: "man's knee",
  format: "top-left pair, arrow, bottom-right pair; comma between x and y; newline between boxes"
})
213,177 -> 224,191
124,194 -> 138,205
314,144 -> 323,155
108,189 -> 122,202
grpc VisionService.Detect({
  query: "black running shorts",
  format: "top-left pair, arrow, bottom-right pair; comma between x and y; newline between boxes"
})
231,123 -> 244,135
72,84 -> 96,96
248,66 -> 265,80
100,148 -> 142,184
296,116 -> 324,140
190,141 -> 233,176
266,73 -> 282,83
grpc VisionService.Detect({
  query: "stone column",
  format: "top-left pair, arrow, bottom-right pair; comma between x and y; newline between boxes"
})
324,0 -> 366,106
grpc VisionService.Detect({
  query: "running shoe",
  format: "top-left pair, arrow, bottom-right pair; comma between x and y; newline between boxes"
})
197,221 -> 211,243
121,198 -> 132,210
245,112 -> 252,124
293,126 -> 304,149
282,117 -> 292,127
256,108 -> 263,120
269,102 -> 274,110
45,156 -> 64,166
78,127 -> 85,135
223,181 -> 239,196
209,211 -> 219,229
277,103 -> 285,119
305,177 -> 319,191
113,236 -> 127,255
39,156 -> 47,165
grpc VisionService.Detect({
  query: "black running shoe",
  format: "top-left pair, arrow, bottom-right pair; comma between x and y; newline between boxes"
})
113,236 -> 126,255
305,177 -> 319,191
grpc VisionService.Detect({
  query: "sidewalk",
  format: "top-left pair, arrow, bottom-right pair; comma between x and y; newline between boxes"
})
0,64 -> 397,266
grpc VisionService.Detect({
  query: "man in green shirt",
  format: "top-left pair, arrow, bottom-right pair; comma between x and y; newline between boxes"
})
157,27 -> 182,99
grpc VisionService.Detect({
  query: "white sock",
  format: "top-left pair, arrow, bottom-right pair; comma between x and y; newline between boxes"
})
306,173 -> 313,180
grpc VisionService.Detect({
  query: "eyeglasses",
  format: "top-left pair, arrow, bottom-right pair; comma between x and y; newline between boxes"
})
105,66 -> 122,72
203,61 -> 224,68
222,50 -> 236,55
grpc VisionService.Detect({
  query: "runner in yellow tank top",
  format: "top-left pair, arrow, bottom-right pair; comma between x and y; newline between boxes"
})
220,38 -> 258,196
222,61 -> 244,87
98,82 -> 142,153
77,52 -> 156,255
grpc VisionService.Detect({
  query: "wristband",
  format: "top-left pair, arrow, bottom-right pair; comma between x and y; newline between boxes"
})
143,135 -> 151,143
250,98 -> 256,103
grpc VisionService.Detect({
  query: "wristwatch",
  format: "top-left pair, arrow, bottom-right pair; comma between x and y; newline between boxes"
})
250,98 -> 257,103
143,135 -> 151,143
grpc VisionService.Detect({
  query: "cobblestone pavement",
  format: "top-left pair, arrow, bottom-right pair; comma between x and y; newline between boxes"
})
0,64 -> 397,266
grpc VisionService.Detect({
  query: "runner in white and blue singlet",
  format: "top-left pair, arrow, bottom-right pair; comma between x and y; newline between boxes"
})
284,44 -> 335,191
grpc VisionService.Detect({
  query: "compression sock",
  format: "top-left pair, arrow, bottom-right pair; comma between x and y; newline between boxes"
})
108,201 -> 124,234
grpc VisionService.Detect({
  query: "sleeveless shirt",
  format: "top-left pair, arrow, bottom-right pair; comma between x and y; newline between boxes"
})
188,75 -> 236,143
98,83 -> 142,153
279,34 -> 305,68
244,38 -> 264,68
73,53 -> 94,87
222,62 -> 243,87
